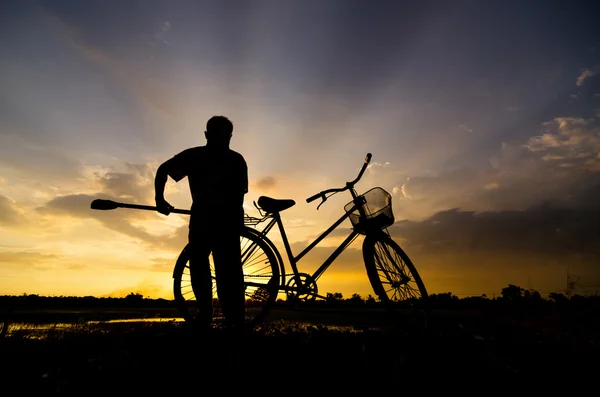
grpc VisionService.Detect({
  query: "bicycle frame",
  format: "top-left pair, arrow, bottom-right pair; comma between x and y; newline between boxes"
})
250,193 -> 370,296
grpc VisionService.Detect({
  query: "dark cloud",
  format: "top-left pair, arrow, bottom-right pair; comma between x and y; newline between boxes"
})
98,172 -> 141,199
96,163 -> 155,203
387,115 -> 600,220
253,176 -> 277,192
37,193 -> 160,245
160,224 -> 188,253
389,205 -> 600,259
36,193 -> 191,252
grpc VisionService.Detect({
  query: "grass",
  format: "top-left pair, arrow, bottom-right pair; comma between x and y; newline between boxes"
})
1,305 -> 599,393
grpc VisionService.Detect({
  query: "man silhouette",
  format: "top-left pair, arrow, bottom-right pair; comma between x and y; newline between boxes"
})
154,115 -> 248,329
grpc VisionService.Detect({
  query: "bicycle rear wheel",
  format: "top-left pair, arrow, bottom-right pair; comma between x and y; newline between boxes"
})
363,232 -> 427,310
173,226 -> 280,329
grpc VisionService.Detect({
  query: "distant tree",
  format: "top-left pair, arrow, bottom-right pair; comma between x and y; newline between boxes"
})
460,294 -> 492,309
548,292 -> 568,303
501,284 -> 524,300
436,292 -> 458,300
349,293 -> 364,305
524,289 -> 542,301
428,292 -> 459,308
365,294 -> 377,304
125,292 -> 144,302
326,292 -> 343,303
570,294 -> 588,303
251,287 -> 270,303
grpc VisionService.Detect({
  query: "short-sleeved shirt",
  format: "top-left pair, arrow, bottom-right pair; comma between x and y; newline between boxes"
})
163,146 -> 248,225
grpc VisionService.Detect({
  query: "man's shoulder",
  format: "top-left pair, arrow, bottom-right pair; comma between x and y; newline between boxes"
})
184,146 -> 206,154
173,146 -> 206,159
173,146 -> 245,164
227,149 -> 246,162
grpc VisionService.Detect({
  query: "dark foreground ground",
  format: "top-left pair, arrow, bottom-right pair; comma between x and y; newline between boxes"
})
1,304 -> 599,393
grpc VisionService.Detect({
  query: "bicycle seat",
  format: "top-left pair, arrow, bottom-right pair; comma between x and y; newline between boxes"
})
257,196 -> 296,213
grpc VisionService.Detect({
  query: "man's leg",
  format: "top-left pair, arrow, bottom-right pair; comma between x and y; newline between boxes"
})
188,228 -> 214,328
212,226 -> 245,328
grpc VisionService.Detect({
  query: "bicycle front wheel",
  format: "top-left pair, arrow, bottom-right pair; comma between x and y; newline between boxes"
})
173,226 -> 280,329
363,232 -> 427,309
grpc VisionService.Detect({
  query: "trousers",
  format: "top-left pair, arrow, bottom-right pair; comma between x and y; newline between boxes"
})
188,215 -> 245,328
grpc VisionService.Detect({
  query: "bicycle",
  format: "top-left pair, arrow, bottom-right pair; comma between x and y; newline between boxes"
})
91,153 -> 427,329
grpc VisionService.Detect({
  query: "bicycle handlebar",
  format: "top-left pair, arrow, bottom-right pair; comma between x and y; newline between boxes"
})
306,192 -> 323,203
351,152 -> 372,185
306,153 -> 372,204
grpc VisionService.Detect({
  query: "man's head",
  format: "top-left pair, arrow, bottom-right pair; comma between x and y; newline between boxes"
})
205,116 -> 233,148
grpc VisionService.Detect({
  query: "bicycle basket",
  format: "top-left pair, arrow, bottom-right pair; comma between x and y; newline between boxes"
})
344,187 -> 394,235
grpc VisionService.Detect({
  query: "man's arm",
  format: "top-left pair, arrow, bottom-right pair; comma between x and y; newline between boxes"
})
242,158 -> 248,194
154,162 -> 168,201
154,162 -> 174,215
239,157 -> 248,209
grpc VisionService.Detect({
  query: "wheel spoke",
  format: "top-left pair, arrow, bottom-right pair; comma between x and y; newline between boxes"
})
366,236 -> 427,306
173,228 -> 280,328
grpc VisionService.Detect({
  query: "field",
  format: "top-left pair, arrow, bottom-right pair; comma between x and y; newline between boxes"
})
1,296 -> 599,392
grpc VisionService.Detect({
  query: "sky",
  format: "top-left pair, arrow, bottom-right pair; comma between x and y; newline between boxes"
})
1,0 -> 600,300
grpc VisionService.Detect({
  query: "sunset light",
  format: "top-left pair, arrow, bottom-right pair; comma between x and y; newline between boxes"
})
1,0 -> 599,301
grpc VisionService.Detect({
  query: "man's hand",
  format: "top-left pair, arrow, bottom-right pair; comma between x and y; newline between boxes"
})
156,197 -> 174,215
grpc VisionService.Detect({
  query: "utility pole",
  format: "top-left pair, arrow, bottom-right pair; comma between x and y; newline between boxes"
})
566,269 -> 579,299
566,269 -> 571,299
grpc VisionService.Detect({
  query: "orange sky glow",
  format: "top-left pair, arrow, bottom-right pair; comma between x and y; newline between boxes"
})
1,1 -> 599,299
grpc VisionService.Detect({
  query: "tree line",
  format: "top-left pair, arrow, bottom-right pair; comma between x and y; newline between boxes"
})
1,284 -> 598,310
